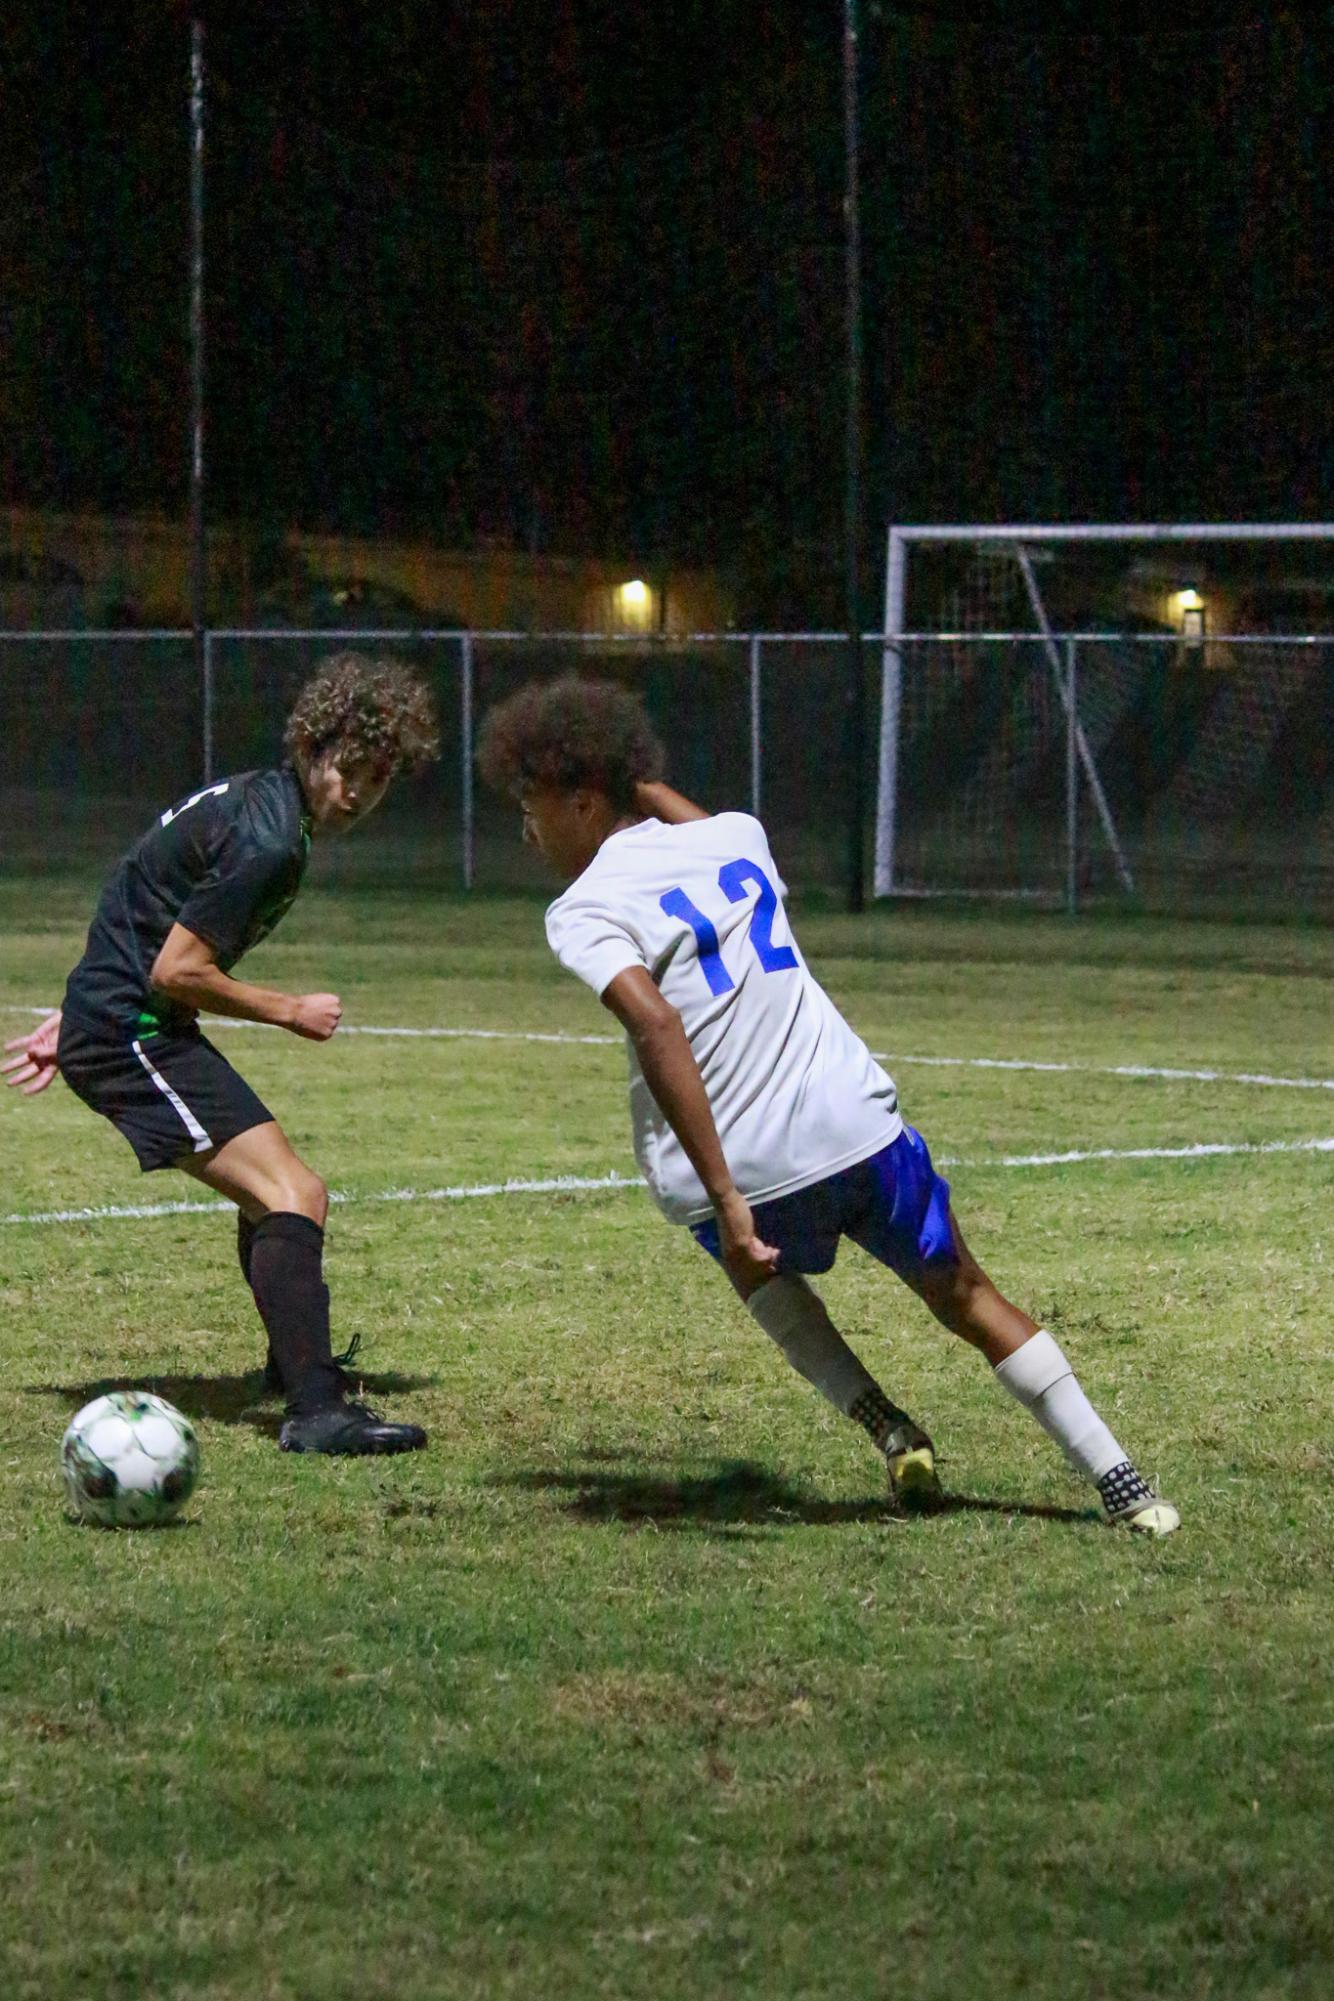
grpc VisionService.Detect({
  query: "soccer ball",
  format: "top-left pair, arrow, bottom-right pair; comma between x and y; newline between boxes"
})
61,1391 -> 201,1529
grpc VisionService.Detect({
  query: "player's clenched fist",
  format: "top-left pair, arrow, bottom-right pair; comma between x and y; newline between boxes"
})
290,992 -> 343,1041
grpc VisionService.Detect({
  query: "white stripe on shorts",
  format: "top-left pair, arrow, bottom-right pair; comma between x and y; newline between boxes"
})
131,1037 -> 213,1153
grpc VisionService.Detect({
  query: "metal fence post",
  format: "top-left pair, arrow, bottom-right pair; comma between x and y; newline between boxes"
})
1065,637 -> 1078,916
202,626 -> 214,782
460,632 -> 475,889
749,633 -> 762,815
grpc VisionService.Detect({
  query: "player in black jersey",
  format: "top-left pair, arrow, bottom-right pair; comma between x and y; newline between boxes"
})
3,652 -> 438,1457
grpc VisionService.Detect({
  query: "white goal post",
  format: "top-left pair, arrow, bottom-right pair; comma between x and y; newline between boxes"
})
874,521 -> 1334,899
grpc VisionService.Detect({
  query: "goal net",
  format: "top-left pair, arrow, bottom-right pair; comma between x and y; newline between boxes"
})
873,523 -> 1334,911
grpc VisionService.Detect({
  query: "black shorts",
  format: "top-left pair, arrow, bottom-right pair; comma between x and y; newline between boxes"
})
57,1018 -> 274,1172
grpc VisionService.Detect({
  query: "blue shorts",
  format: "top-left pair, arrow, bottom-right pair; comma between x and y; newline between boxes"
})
691,1126 -> 956,1285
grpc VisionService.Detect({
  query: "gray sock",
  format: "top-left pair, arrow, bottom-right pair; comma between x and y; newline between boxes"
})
746,1274 -> 913,1448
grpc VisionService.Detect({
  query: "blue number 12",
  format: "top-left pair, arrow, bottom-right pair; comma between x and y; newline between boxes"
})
660,858 -> 797,996
659,887 -> 734,994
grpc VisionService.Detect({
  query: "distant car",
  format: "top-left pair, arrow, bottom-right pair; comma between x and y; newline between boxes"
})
256,576 -> 454,631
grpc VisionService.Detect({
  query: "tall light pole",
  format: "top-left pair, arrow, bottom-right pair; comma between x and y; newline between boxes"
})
842,0 -> 867,911
188,11 -> 209,768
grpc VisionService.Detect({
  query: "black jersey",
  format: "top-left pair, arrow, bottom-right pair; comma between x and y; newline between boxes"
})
62,767 -> 312,1037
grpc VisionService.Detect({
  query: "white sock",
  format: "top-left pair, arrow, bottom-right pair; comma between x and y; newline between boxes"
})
746,1274 -> 911,1448
994,1329 -> 1126,1484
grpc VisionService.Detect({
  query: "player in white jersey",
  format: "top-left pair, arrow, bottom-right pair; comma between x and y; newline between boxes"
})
478,676 -> 1179,1536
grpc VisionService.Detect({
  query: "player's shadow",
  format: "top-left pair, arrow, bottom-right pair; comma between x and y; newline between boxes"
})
27,1364 -> 434,1440
495,1459 -> 1095,1535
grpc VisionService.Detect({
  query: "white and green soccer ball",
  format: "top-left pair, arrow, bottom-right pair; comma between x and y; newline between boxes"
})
61,1391 -> 200,1529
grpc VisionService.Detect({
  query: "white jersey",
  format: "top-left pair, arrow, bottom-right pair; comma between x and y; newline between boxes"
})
545,812 -> 902,1224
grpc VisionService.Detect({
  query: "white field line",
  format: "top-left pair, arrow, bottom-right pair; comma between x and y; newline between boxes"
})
983,1136 -> 1334,1167
6,1005 -> 1334,1094
0,1170 -> 644,1229
2,1139 -> 1331,1231
875,1053 -> 1334,1092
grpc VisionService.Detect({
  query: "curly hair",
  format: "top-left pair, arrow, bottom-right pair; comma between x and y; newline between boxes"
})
283,652 -> 440,775
476,674 -> 666,810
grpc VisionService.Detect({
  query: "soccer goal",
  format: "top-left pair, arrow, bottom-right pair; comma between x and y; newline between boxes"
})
873,522 -> 1334,907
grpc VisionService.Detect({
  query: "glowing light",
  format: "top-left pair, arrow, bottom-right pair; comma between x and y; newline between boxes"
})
612,578 -> 653,630
1170,587 -> 1205,619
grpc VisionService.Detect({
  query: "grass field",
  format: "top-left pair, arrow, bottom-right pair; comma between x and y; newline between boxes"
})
2,854 -> 1332,2001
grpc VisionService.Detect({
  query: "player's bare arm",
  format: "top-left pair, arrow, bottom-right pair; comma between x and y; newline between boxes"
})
150,925 -> 342,1041
600,964 -> 779,1295
634,778 -> 710,824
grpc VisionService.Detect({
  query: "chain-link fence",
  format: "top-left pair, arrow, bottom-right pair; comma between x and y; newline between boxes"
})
2,628 -> 1330,915
879,634 -> 1334,916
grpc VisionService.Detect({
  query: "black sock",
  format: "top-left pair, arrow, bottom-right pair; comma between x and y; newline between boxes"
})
248,1211 -> 345,1415
847,1385 -> 915,1452
237,1211 -> 257,1289
238,1212 -> 281,1381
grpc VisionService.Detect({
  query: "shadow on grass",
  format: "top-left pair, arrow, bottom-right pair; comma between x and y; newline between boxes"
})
495,1459 -> 1097,1533
62,1511 -> 202,1534
26,1366 -> 434,1439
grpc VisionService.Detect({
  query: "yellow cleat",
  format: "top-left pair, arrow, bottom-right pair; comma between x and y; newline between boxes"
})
885,1425 -> 942,1510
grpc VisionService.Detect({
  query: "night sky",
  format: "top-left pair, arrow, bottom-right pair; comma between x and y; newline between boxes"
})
1,1 -> 1328,620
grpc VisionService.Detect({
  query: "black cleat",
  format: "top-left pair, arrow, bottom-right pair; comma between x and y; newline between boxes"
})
261,1333 -> 363,1401
278,1398 -> 427,1456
